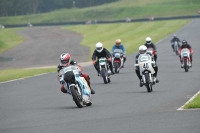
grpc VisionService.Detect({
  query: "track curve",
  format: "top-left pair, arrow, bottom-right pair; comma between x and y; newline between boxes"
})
0,19 -> 200,133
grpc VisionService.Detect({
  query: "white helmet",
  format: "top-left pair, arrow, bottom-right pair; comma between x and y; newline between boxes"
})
139,45 -> 147,54
146,37 -> 152,45
96,42 -> 103,53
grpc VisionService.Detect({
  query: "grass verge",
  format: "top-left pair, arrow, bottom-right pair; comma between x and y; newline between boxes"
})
0,28 -> 24,54
0,0 -> 199,25
0,68 -> 56,82
63,20 -> 191,60
184,92 -> 200,109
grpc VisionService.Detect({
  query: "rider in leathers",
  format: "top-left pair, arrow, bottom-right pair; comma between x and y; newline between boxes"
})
111,39 -> 127,67
135,45 -> 159,87
92,42 -> 115,75
144,37 -> 158,62
178,40 -> 194,68
57,53 -> 95,94
170,35 -> 181,51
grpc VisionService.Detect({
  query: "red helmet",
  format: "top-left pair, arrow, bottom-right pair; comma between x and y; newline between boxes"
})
60,53 -> 71,66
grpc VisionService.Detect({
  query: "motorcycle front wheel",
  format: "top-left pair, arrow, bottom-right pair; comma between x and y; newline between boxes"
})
101,69 -> 108,84
70,86 -> 83,108
145,73 -> 152,92
184,59 -> 189,72
114,62 -> 119,73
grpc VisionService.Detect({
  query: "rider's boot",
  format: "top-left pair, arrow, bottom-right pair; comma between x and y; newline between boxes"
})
61,84 -> 68,93
139,79 -> 143,87
181,63 -> 184,68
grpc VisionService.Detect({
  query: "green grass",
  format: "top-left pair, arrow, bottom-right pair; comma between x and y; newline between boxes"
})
0,68 -> 56,82
184,93 -> 200,109
0,28 -> 24,54
0,0 -> 199,25
63,20 -> 190,60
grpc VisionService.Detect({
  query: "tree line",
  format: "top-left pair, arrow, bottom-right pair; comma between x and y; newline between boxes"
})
0,0 -> 118,17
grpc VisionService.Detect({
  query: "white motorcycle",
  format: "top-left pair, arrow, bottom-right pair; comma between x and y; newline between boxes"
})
59,65 -> 92,108
111,49 -> 124,73
98,57 -> 111,84
173,41 -> 179,55
135,54 -> 156,92
180,48 -> 191,72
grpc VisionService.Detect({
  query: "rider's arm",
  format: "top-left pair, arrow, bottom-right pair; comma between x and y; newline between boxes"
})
92,50 -> 97,61
111,45 -> 115,53
152,44 -> 157,52
135,53 -> 140,64
122,45 -> 126,55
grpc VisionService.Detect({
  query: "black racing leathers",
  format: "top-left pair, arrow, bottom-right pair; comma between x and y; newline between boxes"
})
92,48 -> 114,73
144,43 -> 157,62
135,52 -> 158,80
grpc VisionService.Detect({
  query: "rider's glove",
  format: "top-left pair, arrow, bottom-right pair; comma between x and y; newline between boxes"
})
93,60 -> 96,65
107,58 -> 112,62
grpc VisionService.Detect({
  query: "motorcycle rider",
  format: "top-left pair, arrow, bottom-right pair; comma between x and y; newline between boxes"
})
144,37 -> 158,62
170,34 -> 181,51
57,53 -> 95,94
178,40 -> 194,68
92,42 -> 115,75
135,45 -> 159,87
111,39 -> 126,68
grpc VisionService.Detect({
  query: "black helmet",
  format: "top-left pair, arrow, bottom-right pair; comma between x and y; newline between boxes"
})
182,40 -> 187,45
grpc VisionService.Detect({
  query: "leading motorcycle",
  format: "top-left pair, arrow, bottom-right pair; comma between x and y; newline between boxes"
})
111,49 -> 124,73
59,65 -> 92,108
135,54 -> 156,92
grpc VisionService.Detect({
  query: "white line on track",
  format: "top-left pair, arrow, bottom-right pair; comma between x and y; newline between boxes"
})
177,90 -> 200,110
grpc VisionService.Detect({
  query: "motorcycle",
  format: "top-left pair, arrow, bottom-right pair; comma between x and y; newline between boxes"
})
135,54 -> 156,92
173,41 -> 179,55
98,57 -> 111,84
180,48 -> 191,72
59,65 -> 92,108
147,48 -> 155,56
111,49 -> 124,73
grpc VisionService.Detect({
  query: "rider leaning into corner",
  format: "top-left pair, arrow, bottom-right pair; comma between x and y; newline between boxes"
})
92,42 -> 115,75
178,40 -> 194,68
111,39 -> 127,68
57,53 -> 95,94
135,45 -> 159,87
170,34 -> 181,51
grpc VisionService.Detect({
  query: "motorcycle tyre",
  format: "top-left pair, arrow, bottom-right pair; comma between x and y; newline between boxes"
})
145,73 -> 152,92
101,69 -> 108,84
70,86 -> 83,108
184,59 -> 189,72
114,62 -> 119,73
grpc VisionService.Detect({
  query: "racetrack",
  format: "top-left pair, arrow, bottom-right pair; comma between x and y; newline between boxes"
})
0,19 -> 200,133
0,27 -> 89,69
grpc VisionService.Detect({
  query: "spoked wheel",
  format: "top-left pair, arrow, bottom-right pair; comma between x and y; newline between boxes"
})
145,73 -> 152,92
114,62 -> 119,73
70,86 -> 83,108
184,59 -> 189,72
101,69 -> 108,84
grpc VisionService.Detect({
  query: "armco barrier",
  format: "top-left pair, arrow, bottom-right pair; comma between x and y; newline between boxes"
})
3,15 -> 200,28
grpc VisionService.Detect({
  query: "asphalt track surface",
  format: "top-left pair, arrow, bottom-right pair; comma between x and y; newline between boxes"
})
0,19 -> 200,133
0,27 -> 89,69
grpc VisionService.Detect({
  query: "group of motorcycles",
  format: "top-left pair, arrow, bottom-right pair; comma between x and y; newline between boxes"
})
172,41 -> 192,72
58,41 -> 192,108
58,49 -> 126,108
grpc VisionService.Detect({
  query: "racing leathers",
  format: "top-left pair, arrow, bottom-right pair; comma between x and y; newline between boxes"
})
92,48 -> 114,75
57,60 -> 95,94
111,44 -> 126,67
144,43 -> 157,62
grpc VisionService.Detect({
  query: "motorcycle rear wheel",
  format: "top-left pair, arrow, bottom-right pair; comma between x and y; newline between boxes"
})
70,86 -> 83,108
